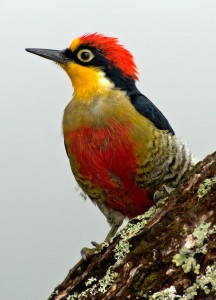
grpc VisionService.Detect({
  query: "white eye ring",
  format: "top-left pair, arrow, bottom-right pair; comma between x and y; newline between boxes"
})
77,49 -> 94,62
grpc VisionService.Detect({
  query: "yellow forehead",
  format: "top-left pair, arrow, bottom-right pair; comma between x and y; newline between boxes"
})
69,37 -> 81,52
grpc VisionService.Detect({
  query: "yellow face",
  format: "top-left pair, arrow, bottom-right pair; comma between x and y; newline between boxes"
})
60,38 -> 113,101
26,33 -> 138,102
62,62 -> 113,101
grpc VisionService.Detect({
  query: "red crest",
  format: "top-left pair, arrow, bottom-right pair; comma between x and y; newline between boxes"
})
80,33 -> 138,80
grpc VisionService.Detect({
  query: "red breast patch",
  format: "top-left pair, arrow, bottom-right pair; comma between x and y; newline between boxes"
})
65,125 -> 153,218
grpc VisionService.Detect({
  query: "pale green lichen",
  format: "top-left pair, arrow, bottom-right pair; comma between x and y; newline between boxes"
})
181,262 -> 216,299
66,204 -> 182,298
114,239 -> 131,260
173,254 -> 200,274
66,292 -> 78,300
67,267 -> 117,299
181,284 -> 197,300
64,206 -> 157,298
136,205 -> 157,221
149,285 -> 180,299
97,267 -> 118,293
113,206 -> 156,260
88,283 -> 98,295
197,176 -> 216,199
196,263 -> 216,294
85,276 -> 97,287
138,263 -> 216,299
173,222 -> 215,274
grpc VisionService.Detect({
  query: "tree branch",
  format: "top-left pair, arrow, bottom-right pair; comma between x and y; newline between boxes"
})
48,151 -> 216,300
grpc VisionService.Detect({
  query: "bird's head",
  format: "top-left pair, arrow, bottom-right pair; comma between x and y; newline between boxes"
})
26,33 -> 138,100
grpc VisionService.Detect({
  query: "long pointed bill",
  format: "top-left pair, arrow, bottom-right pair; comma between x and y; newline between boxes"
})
25,48 -> 68,65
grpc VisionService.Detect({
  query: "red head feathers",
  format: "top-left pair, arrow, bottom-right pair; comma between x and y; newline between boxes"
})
70,33 -> 138,80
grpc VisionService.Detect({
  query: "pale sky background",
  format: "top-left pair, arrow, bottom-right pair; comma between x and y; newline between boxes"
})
1,1 -> 215,299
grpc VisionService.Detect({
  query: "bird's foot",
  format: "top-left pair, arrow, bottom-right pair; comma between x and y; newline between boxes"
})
81,224 -> 121,260
81,241 -> 102,261
105,224 -> 120,241
153,185 -> 175,203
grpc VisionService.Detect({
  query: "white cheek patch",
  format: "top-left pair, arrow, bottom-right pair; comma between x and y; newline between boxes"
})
97,71 -> 114,90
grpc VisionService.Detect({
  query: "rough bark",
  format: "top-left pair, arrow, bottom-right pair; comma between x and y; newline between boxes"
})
48,152 -> 216,300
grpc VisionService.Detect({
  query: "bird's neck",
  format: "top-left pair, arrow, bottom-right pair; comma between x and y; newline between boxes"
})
65,63 -> 113,102
64,62 -> 138,102
63,87 -> 141,133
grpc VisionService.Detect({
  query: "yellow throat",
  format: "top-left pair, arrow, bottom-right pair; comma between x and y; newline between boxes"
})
62,62 -> 114,101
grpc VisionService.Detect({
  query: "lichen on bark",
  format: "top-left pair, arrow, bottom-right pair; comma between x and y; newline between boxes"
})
48,151 -> 216,300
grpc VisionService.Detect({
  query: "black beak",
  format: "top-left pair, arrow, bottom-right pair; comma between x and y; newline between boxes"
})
25,48 -> 68,65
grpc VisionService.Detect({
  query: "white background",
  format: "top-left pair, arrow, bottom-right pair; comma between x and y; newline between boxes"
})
1,1 -> 215,299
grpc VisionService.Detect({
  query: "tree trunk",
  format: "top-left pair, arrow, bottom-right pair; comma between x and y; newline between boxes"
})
48,151 -> 216,300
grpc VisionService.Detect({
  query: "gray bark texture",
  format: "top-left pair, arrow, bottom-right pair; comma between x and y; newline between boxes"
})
48,151 -> 216,300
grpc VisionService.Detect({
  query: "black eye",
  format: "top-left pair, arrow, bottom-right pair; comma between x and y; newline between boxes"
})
77,49 -> 94,62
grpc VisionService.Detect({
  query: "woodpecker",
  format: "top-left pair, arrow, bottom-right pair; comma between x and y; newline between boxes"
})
26,33 -> 194,240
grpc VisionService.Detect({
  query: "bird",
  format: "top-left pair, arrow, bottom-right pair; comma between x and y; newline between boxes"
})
26,33 -> 194,242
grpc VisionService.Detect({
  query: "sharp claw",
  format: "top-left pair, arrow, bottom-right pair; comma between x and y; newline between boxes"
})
153,185 -> 175,202
81,241 -> 103,260
81,224 -> 122,260
91,241 -> 99,247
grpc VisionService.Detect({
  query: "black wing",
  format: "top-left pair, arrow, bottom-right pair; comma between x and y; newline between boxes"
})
128,89 -> 175,135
